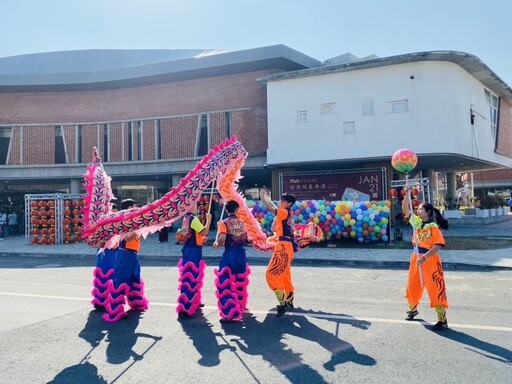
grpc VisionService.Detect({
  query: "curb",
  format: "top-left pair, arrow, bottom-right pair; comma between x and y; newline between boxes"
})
1,252 -> 511,271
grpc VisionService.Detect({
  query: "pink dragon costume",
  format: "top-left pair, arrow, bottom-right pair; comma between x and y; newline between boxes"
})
81,136 -> 323,321
214,202 -> 251,322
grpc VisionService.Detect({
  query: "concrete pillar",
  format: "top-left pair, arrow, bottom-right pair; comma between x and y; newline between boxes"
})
171,175 -> 182,187
70,179 -> 81,194
446,172 -> 457,209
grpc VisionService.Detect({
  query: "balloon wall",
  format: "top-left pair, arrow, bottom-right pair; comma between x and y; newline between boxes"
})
248,199 -> 391,243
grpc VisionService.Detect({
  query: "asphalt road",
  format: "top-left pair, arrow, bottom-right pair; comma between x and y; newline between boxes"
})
1,257 -> 511,384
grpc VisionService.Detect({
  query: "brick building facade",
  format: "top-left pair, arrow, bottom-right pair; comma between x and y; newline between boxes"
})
0,46 -> 322,204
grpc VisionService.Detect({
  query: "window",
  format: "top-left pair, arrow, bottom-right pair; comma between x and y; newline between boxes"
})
76,125 -> 82,163
196,114 -> 208,156
297,111 -> 308,123
485,89 -> 499,139
390,100 -> 408,113
225,111 -> 232,138
103,124 -> 109,162
343,121 -> 355,134
55,125 -> 67,164
321,103 -> 336,115
0,127 -> 11,165
137,121 -> 142,160
155,119 -> 161,160
128,122 -> 133,161
362,99 -> 374,116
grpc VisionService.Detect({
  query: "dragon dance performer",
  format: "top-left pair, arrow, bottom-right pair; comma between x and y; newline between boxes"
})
102,199 -> 149,322
402,188 -> 450,330
260,189 -> 297,317
91,204 -> 118,311
213,200 -> 250,323
176,203 -> 212,318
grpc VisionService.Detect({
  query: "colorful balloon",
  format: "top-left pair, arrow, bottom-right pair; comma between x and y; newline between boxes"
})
391,148 -> 418,173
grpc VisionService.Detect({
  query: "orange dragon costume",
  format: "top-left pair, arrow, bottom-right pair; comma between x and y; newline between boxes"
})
405,214 -> 448,325
260,192 -> 298,317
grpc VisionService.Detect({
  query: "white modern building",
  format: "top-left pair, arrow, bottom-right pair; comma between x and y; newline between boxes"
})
259,51 -> 512,208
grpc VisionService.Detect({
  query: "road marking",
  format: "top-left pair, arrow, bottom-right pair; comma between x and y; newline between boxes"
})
0,292 -> 89,302
33,263 -> 64,268
2,291 -> 511,333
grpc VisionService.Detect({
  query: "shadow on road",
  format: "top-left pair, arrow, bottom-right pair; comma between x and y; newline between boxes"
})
46,360 -> 108,384
424,324 -> 512,365
219,310 -> 376,384
178,308 -> 235,366
48,309 -> 161,384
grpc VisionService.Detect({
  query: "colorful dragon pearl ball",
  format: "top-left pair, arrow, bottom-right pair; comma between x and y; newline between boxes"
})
391,148 -> 418,173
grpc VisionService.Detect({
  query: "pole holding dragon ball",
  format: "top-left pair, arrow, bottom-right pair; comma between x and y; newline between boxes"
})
392,148 -> 423,287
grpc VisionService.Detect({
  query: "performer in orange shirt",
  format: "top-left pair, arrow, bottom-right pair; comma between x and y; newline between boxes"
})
260,189 -> 297,317
213,200 -> 250,323
176,203 -> 212,318
103,199 -> 149,322
402,188 -> 450,330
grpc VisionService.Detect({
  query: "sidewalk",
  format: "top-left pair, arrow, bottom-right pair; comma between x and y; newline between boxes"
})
1,219 -> 511,270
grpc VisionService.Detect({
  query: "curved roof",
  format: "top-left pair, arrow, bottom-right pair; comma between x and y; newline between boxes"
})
259,50 -> 512,103
0,45 -> 322,91
0,49 -> 224,74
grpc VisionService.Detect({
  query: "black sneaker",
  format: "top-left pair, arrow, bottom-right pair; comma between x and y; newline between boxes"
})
178,311 -> 191,319
199,303 -> 205,308
433,321 -> 448,330
94,304 -> 106,312
276,305 -> 288,318
286,302 -> 294,310
220,317 -> 236,323
405,309 -> 418,321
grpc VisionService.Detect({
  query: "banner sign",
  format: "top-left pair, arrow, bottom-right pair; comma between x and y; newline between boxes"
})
279,168 -> 387,201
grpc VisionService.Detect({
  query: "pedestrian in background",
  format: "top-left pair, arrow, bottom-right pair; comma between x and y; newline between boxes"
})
0,210 -> 7,240
8,210 -> 18,236
158,226 -> 169,243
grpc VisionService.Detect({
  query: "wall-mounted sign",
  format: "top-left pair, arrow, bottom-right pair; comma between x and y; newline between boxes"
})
279,168 -> 387,201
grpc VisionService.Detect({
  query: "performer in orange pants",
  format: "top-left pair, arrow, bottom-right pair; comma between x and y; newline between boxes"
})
402,188 -> 450,330
260,189 -> 297,317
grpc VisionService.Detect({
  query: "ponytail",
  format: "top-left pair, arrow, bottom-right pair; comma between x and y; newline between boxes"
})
433,207 -> 449,230
422,203 -> 449,230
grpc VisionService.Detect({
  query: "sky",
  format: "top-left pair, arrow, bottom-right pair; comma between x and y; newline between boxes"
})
1,0 -> 511,86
